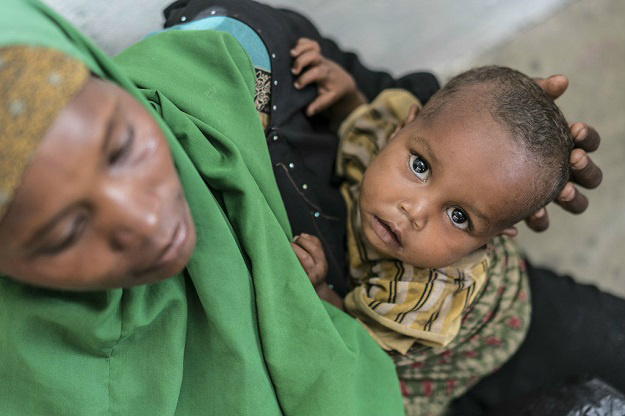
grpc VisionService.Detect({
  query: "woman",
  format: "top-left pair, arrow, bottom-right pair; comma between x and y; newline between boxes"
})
0,1 -> 614,415
0,0 -> 404,414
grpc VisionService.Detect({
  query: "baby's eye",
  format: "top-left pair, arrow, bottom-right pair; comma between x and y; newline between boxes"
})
409,154 -> 430,181
446,207 -> 469,230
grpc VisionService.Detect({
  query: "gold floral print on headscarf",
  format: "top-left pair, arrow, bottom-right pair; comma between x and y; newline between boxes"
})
0,46 -> 88,220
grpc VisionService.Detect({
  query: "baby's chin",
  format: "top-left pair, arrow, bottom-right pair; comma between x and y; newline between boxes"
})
396,246 -> 484,271
363,234 -> 453,270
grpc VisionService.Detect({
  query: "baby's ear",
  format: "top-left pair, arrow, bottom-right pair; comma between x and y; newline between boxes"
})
391,104 -> 420,139
498,226 -> 518,238
405,104 -> 420,124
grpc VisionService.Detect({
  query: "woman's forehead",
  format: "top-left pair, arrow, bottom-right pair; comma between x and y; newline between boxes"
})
0,46 -> 89,223
0,82 -> 108,247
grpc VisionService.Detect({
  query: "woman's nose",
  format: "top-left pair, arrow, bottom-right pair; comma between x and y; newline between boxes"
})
98,181 -> 161,250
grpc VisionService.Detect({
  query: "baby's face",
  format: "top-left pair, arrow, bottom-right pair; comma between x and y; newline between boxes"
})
359,99 -> 533,269
0,77 -> 196,290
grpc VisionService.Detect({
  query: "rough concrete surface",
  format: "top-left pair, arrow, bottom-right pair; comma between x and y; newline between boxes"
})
44,0 -> 625,295
473,0 -> 625,297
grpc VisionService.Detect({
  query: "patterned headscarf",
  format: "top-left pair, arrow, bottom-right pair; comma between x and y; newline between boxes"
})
0,46 -> 88,219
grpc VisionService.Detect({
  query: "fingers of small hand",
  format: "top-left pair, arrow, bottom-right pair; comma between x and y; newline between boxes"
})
570,148 -> 603,189
290,38 -> 321,57
293,234 -> 328,282
291,242 -> 315,272
555,182 -> 589,214
306,90 -> 337,116
570,122 -> 601,152
292,50 -> 323,77
290,38 -> 321,74
535,74 -> 569,100
294,233 -> 325,260
295,64 -> 327,90
524,207 -> 550,232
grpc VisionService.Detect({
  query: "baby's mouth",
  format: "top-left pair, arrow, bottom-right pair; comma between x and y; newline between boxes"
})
371,215 -> 402,248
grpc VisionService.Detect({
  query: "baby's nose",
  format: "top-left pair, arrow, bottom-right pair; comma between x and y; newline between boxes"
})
400,199 -> 429,230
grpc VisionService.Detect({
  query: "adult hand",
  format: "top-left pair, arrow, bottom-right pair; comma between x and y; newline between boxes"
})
290,38 -> 367,119
291,233 -> 328,288
525,75 -> 603,232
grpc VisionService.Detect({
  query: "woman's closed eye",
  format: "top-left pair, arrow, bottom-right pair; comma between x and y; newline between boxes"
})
109,126 -> 135,165
409,153 -> 430,181
446,207 -> 470,231
41,213 -> 88,255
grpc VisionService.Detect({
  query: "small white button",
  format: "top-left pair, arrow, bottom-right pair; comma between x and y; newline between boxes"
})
181,16 -> 187,21
314,211 -> 320,218
272,135 -> 279,141
273,80 -> 278,86
272,105 -> 277,111
302,184 -> 308,190
288,163 -> 295,169
271,53 -> 276,59
210,10 -> 216,15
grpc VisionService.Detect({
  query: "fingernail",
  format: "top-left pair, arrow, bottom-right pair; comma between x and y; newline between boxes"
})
301,233 -> 310,237
294,82 -> 300,89
571,151 -> 587,169
293,235 -> 300,242
534,208 -> 545,218
291,68 -> 298,75
571,151 -> 583,164
560,184 -> 575,201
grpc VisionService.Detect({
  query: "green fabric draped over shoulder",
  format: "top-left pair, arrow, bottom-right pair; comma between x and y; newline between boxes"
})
0,1 -> 403,415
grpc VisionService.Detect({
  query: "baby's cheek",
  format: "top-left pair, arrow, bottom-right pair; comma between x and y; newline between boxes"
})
431,236 -> 478,268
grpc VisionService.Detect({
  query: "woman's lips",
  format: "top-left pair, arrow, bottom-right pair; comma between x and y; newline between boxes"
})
132,200 -> 193,280
371,215 -> 402,249
153,217 -> 189,269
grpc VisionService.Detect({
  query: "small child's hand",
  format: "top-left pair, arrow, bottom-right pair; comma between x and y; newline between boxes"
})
290,38 -> 367,122
290,233 -> 328,288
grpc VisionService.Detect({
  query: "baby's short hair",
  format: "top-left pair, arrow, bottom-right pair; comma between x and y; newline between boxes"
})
421,65 -> 573,227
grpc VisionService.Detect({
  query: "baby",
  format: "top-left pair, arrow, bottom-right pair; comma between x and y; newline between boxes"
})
289,39 -> 572,413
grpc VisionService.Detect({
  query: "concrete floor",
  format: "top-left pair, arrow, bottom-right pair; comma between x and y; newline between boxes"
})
474,0 -> 625,297
46,0 -> 625,296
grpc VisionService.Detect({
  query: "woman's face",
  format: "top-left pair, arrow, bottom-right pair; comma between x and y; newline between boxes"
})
0,77 -> 196,290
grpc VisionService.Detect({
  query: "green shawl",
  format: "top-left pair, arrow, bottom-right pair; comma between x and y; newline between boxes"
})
0,1 -> 404,415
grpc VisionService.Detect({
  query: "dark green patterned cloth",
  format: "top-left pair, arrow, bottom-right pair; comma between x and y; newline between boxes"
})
394,236 -> 530,416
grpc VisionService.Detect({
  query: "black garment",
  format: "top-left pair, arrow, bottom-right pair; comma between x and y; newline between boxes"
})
448,262 -> 625,415
163,0 -> 439,296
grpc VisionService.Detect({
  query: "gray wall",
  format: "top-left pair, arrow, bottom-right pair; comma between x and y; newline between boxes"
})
45,0 -> 570,79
